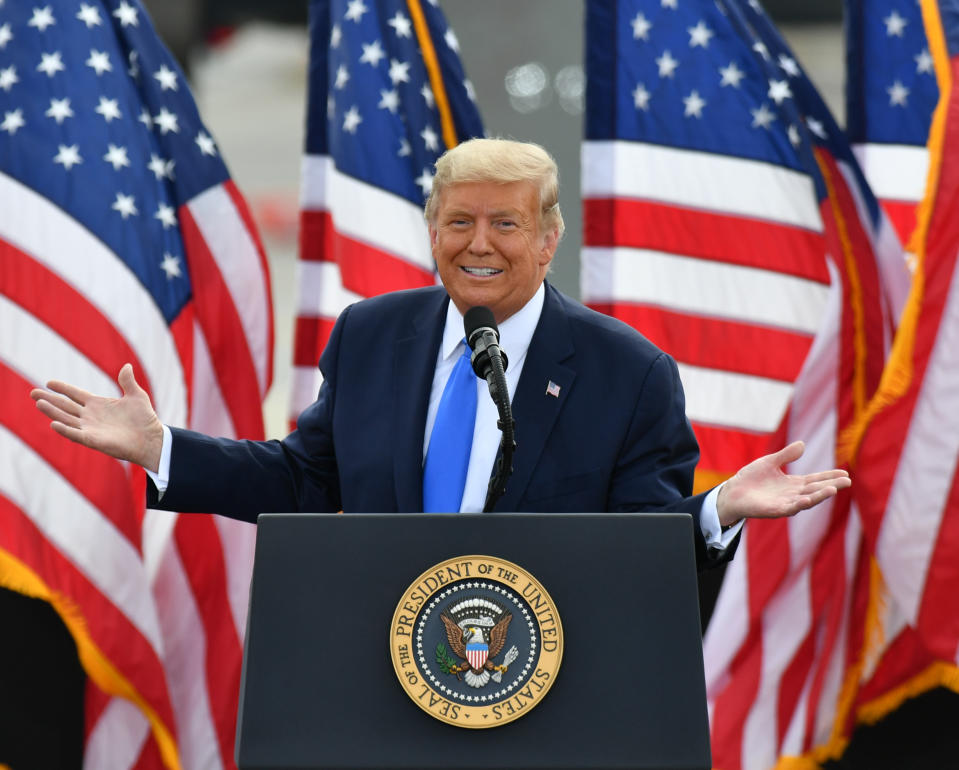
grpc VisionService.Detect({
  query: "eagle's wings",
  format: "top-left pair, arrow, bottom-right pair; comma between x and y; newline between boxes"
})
488,613 -> 512,658
441,612 -> 467,659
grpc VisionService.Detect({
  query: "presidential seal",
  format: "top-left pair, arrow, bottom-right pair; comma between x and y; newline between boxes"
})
390,555 -> 563,728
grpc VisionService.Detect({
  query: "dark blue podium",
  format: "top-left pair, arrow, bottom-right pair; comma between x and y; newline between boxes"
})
236,513 -> 711,769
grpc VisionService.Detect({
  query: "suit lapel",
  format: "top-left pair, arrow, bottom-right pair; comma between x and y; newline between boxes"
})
393,289 -> 449,512
494,284 -> 576,511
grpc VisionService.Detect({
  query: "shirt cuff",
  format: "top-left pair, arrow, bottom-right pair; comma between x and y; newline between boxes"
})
701,483 -> 744,551
144,424 -> 173,501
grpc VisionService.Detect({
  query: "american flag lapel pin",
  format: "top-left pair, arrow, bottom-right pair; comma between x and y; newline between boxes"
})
546,380 -> 561,398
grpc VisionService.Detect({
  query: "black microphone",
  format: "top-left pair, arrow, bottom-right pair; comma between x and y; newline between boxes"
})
463,306 -> 515,513
464,306 -> 509,402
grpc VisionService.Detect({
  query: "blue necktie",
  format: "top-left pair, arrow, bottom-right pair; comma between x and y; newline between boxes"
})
423,341 -> 477,512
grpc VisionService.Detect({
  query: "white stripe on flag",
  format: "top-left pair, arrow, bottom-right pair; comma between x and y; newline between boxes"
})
852,143 -> 930,203
300,154 -> 433,272
582,141 -> 823,231
188,186 -> 273,397
876,246 -> 959,631
296,259 -> 364,318
581,246 -> 831,335
82,697 -> 151,770
151,542 -> 225,770
676,363 -> 794,433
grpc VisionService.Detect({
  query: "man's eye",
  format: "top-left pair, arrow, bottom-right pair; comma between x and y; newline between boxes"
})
497,220 -> 516,229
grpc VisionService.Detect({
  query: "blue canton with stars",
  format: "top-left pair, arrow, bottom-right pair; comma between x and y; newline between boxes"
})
0,0 -> 232,323
306,0 -> 483,205
844,0 -> 939,147
586,0 -> 879,221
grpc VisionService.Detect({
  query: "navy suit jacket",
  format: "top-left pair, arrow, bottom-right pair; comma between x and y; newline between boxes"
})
150,283 -> 731,567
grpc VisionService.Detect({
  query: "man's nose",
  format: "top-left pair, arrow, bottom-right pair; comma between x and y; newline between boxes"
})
468,222 -> 494,254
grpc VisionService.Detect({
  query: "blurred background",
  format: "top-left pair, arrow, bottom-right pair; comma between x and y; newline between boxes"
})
5,1 -> 956,768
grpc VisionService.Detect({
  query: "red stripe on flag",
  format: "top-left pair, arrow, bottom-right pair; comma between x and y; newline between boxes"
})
710,626 -> 763,770
299,209 -> 333,261
83,685 -> 111,744
225,179 -> 276,393
293,316 -> 336,368
132,732 -> 165,770
917,461 -> 959,657
173,516 -> 243,767
817,154 -> 890,401
745,519 -> 792,618
0,363 -> 142,551
168,304 -> 195,426
0,239 -> 155,400
688,422 -> 783,478
300,210 -> 435,295
583,197 -> 831,283
878,199 -> 918,246
587,302 -> 813,382
0,495 -> 176,738
179,205 -> 265,440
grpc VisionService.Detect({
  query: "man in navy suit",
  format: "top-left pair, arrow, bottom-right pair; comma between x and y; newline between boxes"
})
31,139 -> 850,568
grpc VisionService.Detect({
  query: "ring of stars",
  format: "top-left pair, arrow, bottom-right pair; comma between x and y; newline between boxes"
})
414,580 -> 539,704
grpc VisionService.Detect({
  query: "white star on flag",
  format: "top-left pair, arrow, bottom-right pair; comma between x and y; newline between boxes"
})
45,97 -> 73,124
111,192 -> 138,218
0,66 -> 16,93
656,50 -> 679,77
37,51 -> 65,77
76,3 -> 102,27
159,253 -> 182,279
688,21 -> 714,48
154,64 -> 178,91
387,11 -> 412,37
632,13 -> 652,40
195,131 -> 217,156
389,58 -> 411,84
103,144 -> 130,170
86,50 -> 111,75
113,1 -> 138,26
154,202 -> 176,228
53,144 -> 82,170
28,6 -> 56,32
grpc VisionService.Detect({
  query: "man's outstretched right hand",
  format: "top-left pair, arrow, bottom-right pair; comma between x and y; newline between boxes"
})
31,363 -> 164,473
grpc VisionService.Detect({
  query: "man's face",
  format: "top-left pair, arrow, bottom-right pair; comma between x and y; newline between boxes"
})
429,180 -> 558,324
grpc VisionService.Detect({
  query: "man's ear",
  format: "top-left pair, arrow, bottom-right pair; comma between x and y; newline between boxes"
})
540,226 -> 559,265
428,223 -> 438,249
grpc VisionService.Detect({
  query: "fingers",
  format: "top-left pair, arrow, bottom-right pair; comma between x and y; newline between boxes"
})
117,363 -> 143,397
42,378 -> 94,407
34,396 -> 85,429
33,389 -> 84,419
802,469 -> 850,484
770,440 -> 805,467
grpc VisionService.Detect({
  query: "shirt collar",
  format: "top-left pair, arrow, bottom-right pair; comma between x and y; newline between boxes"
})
440,282 -> 546,365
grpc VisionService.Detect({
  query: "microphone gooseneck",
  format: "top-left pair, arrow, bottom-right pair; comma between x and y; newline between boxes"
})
463,306 -> 515,513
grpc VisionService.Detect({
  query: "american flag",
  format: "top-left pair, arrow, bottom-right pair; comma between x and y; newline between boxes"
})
582,1 -> 904,767
0,1 -> 273,767
290,0 -> 483,426
850,0 -> 959,712
845,0 -> 939,247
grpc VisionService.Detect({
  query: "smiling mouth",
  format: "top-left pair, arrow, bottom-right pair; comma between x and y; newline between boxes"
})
461,266 -> 502,277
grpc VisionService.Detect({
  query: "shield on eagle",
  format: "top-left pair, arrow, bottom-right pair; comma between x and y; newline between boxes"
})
466,638 -> 489,670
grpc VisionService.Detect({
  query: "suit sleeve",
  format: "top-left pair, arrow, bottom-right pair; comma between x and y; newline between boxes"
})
609,352 -> 737,568
147,306 -> 352,521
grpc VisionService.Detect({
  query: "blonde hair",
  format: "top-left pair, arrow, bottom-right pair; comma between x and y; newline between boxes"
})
424,138 -> 565,239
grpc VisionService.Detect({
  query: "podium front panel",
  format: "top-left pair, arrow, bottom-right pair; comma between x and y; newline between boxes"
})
237,513 -> 711,769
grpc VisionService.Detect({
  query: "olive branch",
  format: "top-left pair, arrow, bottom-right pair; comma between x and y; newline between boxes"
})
435,643 -> 459,675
